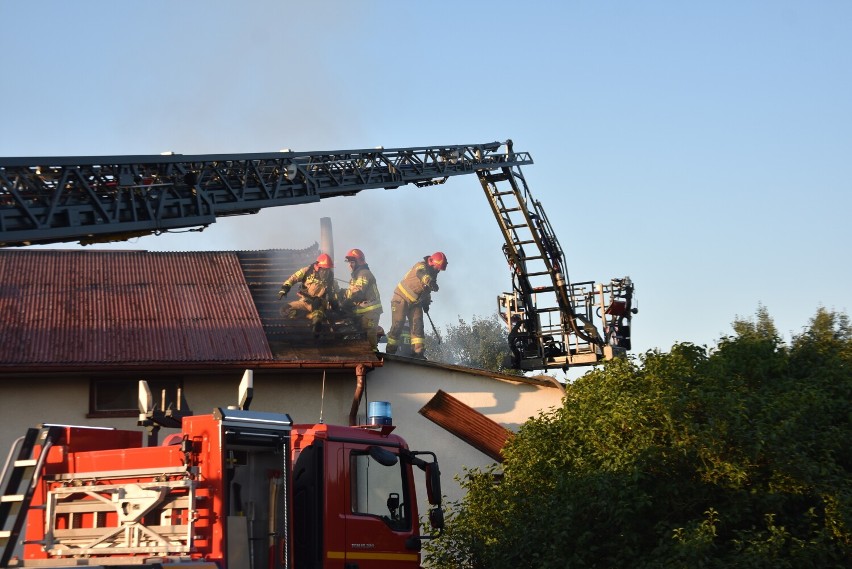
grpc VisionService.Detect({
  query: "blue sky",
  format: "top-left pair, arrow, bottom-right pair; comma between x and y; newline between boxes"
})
2,1 -> 850,379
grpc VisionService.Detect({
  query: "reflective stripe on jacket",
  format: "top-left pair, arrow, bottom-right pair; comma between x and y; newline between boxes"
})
395,259 -> 437,304
283,264 -> 337,299
345,265 -> 383,315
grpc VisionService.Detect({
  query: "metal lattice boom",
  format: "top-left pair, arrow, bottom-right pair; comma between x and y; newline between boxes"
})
0,141 -> 532,247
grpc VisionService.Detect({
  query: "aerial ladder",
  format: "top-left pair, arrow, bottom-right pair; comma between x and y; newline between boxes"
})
0,140 -> 634,370
480,141 -> 635,370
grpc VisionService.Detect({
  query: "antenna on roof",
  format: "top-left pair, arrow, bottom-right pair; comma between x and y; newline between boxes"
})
319,370 -> 326,424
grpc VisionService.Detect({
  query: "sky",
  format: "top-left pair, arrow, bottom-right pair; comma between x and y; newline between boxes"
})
2,1 -> 850,381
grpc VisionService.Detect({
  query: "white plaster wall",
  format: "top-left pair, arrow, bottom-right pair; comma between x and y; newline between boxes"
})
0,377 -> 99,455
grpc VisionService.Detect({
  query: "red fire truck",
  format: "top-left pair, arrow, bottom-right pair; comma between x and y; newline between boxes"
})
0,377 -> 444,569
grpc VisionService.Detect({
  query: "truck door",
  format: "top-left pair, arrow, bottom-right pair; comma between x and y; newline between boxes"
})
339,443 -> 420,568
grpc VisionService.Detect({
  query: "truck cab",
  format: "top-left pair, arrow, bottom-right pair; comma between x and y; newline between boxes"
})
292,423 -> 440,568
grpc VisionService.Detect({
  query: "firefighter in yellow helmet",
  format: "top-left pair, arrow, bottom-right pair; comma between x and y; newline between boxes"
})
278,253 -> 339,334
340,248 -> 383,350
386,252 -> 447,358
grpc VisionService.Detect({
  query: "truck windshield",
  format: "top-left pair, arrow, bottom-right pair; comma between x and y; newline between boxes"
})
350,450 -> 410,531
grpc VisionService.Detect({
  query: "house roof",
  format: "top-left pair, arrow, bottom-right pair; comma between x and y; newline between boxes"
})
382,353 -> 564,389
0,247 -> 379,371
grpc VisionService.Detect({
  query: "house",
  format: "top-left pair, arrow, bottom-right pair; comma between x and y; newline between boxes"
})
0,246 -> 564,510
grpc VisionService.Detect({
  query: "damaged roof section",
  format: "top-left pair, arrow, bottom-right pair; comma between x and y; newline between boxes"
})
0,247 -> 379,369
236,247 -> 377,362
419,389 -> 514,462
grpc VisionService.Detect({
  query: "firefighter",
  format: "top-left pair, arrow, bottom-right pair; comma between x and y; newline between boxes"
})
278,253 -> 339,334
386,252 -> 447,358
340,248 -> 383,350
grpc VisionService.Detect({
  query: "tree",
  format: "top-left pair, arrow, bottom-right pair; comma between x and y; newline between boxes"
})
426,308 -> 852,568
426,313 -> 522,374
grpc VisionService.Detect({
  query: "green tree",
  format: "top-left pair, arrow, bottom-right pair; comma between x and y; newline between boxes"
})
426,308 -> 852,568
426,313 -> 521,374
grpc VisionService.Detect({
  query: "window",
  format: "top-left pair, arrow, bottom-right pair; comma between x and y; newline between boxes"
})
350,449 -> 410,531
89,378 -> 182,418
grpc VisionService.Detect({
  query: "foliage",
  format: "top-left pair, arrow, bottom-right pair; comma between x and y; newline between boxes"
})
426,308 -> 852,568
426,313 -> 522,375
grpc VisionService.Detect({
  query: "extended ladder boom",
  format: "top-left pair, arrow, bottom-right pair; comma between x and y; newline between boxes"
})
0,142 -> 531,247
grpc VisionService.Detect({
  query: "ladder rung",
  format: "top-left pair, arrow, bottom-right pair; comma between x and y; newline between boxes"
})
498,207 -> 521,213
515,240 -> 535,245
0,530 -> 11,538
14,459 -> 37,468
492,190 -> 514,196
0,495 -> 25,503
526,271 -> 551,277
507,224 -> 529,230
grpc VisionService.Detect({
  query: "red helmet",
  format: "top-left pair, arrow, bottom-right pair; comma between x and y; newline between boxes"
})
345,248 -> 366,264
315,253 -> 333,269
428,251 -> 448,271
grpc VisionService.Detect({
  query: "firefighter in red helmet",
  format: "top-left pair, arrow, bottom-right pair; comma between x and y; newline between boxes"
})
386,251 -> 448,358
278,253 -> 339,334
340,248 -> 383,350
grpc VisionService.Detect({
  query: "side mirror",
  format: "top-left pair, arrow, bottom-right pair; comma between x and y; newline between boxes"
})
429,506 -> 444,530
425,462 -> 442,506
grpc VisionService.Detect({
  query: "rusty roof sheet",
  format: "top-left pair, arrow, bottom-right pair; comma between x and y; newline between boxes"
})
0,246 -> 383,370
0,249 -> 272,366
419,389 -> 513,462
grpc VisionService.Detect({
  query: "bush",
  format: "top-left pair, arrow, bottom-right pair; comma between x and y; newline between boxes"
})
426,308 -> 852,568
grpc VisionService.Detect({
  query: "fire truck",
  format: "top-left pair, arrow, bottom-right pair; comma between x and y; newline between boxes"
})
0,140 -> 636,371
0,373 -> 445,569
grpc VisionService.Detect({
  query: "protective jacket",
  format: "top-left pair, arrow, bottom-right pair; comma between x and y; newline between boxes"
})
283,264 -> 337,304
344,264 -> 383,316
394,258 -> 438,305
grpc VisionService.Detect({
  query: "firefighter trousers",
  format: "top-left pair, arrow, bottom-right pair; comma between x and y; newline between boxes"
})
283,297 -> 326,328
387,292 -> 425,356
354,310 -> 382,351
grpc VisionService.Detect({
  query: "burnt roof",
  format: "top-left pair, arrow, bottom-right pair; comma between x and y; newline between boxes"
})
0,247 -> 379,371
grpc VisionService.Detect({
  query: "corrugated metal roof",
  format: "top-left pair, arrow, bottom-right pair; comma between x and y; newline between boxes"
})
0,249 -> 272,365
419,389 -> 513,462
